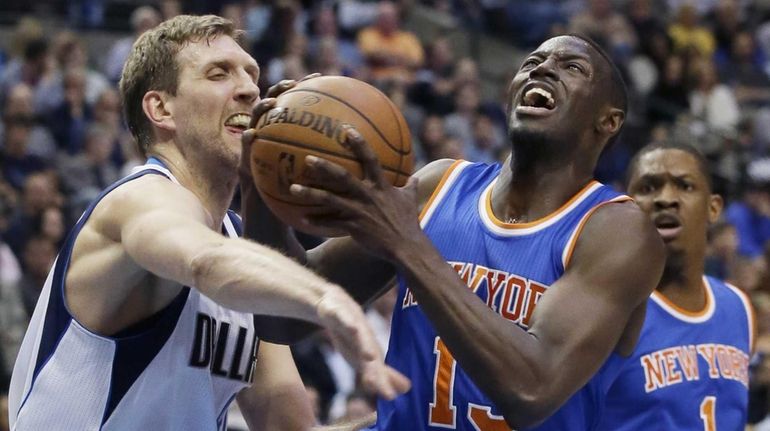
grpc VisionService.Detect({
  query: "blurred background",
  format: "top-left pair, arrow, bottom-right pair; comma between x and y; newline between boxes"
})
0,0 -> 770,429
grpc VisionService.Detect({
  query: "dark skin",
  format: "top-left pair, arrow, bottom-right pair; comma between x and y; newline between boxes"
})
627,148 -> 723,311
241,36 -> 665,428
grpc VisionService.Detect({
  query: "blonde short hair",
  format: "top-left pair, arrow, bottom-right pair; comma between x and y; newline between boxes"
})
119,15 -> 243,155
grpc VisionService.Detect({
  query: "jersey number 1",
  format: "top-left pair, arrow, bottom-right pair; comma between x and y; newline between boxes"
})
700,396 -> 716,431
429,337 -> 511,430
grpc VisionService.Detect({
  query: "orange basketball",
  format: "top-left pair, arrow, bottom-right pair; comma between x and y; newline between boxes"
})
250,76 -> 413,237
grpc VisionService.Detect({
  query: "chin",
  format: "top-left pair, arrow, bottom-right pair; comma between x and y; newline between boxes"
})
509,125 -> 552,148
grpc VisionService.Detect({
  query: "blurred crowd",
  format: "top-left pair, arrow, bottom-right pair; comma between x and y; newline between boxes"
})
0,0 -> 770,429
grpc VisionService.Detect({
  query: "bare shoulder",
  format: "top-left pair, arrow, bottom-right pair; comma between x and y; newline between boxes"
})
87,174 -> 212,241
569,200 -> 664,299
413,158 -> 457,207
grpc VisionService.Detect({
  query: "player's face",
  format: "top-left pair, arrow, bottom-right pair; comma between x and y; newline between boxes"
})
170,35 -> 260,168
628,149 -> 722,255
507,36 -> 604,145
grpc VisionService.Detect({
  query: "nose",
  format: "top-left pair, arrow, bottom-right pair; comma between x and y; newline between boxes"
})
235,73 -> 260,105
654,183 -> 679,210
529,57 -> 559,82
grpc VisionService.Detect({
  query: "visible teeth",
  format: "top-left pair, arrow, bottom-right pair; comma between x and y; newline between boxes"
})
523,88 -> 555,109
226,114 -> 251,128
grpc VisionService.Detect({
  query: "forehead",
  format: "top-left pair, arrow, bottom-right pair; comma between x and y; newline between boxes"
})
633,148 -> 704,180
532,36 -> 596,61
176,35 -> 258,71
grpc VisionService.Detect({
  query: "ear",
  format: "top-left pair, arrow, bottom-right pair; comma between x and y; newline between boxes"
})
708,193 -> 724,224
597,107 -> 625,139
142,90 -> 176,133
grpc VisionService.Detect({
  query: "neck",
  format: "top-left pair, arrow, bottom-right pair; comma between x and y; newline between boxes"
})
147,144 -> 237,226
657,248 -> 708,312
490,152 -> 594,224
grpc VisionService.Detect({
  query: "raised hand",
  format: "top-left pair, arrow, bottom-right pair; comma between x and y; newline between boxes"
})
240,73 -> 321,182
317,289 -> 411,400
289,127 -> 422,262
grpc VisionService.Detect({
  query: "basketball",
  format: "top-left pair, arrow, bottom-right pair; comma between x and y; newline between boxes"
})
250,75 -> 413,237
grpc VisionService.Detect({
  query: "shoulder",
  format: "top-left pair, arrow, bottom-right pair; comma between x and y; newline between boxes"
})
569,201 -> 665,296
413,158 -> 459,206
89,173 -> 212,240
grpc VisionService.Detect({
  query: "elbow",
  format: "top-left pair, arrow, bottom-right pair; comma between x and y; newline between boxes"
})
189,242 -> 228,299
498,385 -> 560,429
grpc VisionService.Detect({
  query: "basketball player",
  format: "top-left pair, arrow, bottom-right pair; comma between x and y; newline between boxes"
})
243,35 -> 665,430
8,15 -> 407,430
596,142 -> 754,430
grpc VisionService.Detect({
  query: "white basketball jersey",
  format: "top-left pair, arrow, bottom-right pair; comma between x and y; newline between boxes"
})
9,159 -> 259,430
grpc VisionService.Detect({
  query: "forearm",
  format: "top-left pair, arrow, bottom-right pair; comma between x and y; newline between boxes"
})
393,236 -> 551,424
191,238 -> 344,324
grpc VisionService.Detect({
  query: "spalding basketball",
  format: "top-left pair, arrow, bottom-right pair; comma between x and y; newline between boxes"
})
250,76 -> 413,237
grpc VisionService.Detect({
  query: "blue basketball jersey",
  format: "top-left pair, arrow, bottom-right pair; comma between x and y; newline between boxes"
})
375,161 -> 633,431
596,276 -> 754,431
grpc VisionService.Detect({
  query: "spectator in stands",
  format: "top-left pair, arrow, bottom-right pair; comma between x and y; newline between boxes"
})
103,6 -> 161,83
357,1 -> 424,83
719,31 -> 770,107
36,206 -> 65,250
705,221 -> 739,279
308,6 -> 363,74
0,116 -> 48,190
689,58 -> 740,135
627,0 -> 667,59
668,3 -> 716,57
46,68 -> 93,155
712,0 -> 744,56
411,37 -> 457,115
253,0 -> 303,74
3,172 -> 62,258
1,83 -> 56,161
17,235 -> 56,316
0,38 -> 54,106
415,113 -> 464,164
444,82 -> 503,162
159,0 -> 182,21
0,234 -> 23,380
267,33 -> 309,83
647,55 -> 690,124
725,157 -> 770,259
35,31 -> 109,115
57,123 -> 119,220
568,0 -> 637,61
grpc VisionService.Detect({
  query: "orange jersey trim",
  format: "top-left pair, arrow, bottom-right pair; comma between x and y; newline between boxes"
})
418,159 -> 465,222
484,180 -> 600,229
652,279 -> 712,318
562,196 -> 634,268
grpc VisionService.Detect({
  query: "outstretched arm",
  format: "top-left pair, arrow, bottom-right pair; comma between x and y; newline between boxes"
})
103,174 -> 408,401
289,130 -> 665,428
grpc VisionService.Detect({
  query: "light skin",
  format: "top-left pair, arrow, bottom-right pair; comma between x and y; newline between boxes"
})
627,148 -> 723,310
243,36 -> 664,428
64,35 -> 407,430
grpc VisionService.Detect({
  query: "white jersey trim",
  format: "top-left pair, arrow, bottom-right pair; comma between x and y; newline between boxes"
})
478,180 -> 604,237
724,282 -> 756,353
420,161 -> 472,228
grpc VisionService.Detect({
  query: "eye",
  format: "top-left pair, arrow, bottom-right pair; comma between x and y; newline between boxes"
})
522,58 -> 540,69
637,184 -> 655,194
682,182 -> 695,191
567,63 -> 583,72
208,68 -> 227,80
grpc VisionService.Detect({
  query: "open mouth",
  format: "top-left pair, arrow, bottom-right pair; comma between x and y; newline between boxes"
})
654,213 -> 683,242
224,113 -> 252,134
515,85 -> 557,116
